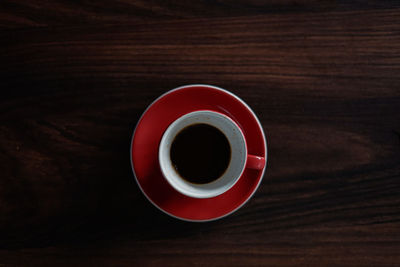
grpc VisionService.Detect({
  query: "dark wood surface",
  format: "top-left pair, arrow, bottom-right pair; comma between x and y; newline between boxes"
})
1,1 -> 400,266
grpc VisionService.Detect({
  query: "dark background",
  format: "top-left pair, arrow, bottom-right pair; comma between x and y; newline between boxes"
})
1,1 -> 400,266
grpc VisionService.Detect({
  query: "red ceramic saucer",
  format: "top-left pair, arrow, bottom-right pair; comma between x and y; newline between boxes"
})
130,85 -> 267,221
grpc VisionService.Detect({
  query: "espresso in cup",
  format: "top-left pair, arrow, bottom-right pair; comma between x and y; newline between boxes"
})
159,110 -> 247,198
170,123 -> 231,184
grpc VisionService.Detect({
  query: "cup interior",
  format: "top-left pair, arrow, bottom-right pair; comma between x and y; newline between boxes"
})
159,110 -> 247,198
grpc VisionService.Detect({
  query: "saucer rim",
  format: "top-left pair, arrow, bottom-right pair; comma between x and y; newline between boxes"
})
130,84 -> 268,222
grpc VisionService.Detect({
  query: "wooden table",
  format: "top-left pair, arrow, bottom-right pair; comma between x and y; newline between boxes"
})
1,1 -> 400,266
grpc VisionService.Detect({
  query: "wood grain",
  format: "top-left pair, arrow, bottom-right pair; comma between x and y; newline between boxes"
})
1,0 -> 400,29
1,1 -> 400,266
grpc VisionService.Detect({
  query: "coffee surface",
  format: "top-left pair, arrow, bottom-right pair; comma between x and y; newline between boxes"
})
170,123 -> 231,184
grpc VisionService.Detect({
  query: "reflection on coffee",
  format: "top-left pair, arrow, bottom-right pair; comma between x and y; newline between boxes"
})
170,123 -> 231,184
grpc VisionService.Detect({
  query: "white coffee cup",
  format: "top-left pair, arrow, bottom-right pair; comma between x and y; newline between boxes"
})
159,110 -> 265,199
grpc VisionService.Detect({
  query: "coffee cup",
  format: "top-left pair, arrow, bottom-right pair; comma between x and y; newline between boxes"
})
159,110 -> 265,198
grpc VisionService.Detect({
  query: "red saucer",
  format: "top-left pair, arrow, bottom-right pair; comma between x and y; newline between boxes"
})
130,85 -> 267,221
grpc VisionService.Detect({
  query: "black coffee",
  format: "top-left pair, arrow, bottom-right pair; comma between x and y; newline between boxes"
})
170,123 -> 231,184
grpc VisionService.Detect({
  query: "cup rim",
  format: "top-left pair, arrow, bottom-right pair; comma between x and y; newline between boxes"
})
159,110 -> 247,198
